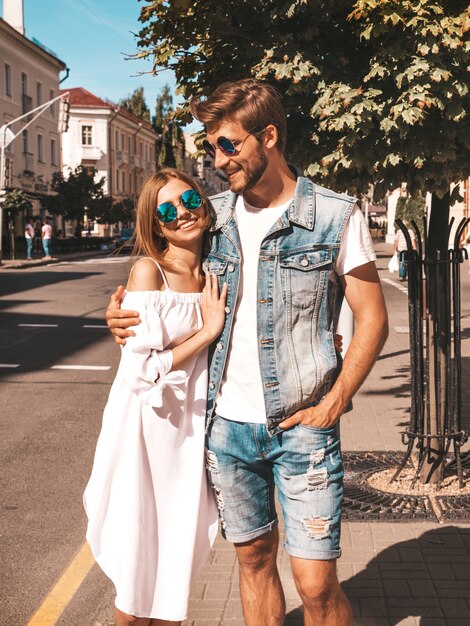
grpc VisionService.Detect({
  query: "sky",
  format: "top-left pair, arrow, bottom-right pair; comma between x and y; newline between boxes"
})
4,0 -> 198,129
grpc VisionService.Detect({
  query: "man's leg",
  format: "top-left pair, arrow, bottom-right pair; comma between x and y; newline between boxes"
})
290,557 -> 352,626
272,423 -> 348,624
205,417 -> 284,626
235,527 -> 285,626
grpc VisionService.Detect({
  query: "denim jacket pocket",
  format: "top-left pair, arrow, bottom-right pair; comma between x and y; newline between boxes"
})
280,248 -> 333,309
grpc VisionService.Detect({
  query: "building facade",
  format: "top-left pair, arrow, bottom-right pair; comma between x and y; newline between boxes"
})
0,8 -> 66,227
182,131 -> 227,196
60,87 -> 157,235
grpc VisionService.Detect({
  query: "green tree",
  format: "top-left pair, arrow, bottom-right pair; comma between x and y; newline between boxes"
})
95,196 -> 136,226
119,86 -> 151,123
2,189 -> 32,259
153,84 -> 185,169
44,166 -> 106,233
135,0 -> 470,484
395,195 -> 426,236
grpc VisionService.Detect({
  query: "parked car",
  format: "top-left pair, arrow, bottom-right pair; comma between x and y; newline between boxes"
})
116,228 -> 135,252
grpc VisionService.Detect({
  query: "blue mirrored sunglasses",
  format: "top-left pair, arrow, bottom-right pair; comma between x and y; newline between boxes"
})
155,189 -> 202,223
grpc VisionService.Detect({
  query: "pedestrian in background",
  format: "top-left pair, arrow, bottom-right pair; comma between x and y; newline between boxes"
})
84,168 -> 227,625
24,217 -> 34,260
41,218 -> 52,260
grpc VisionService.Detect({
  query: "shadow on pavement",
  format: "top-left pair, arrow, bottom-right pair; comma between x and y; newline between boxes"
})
0,309 -> 112,378
0,270 -> 102,297
285,526 -> 470,625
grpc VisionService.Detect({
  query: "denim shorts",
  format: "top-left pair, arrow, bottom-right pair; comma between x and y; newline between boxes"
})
205,416 -> 343,560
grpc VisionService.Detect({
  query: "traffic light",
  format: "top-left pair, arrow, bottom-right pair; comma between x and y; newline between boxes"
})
3,156 -> 12,188
58,98 -> 70,133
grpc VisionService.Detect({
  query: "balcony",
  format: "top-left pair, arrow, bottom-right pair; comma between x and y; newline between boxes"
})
80,145 -> 102,161
116,150 -> 129,165
146,160 -> 156,172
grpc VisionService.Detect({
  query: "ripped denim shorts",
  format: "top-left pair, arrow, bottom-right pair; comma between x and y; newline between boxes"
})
205,416 -> 343,560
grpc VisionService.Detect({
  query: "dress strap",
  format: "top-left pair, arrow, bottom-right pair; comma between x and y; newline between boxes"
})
144,257 -> 170,289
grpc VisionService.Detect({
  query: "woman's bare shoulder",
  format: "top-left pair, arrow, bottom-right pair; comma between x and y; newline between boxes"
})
126,257 -> 164,292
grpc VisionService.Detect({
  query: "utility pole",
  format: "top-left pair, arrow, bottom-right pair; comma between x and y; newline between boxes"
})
0,92 -> 69,264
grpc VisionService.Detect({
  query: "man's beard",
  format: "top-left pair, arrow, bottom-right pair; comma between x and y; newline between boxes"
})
227,149 -> 268,194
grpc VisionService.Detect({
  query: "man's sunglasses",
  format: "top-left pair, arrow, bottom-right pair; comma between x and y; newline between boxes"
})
155,189 -> 202,223
202,127 -> 264,159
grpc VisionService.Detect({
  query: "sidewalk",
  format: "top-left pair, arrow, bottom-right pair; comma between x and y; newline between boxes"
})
182,240 -> 470,626
0,248 -> 113,269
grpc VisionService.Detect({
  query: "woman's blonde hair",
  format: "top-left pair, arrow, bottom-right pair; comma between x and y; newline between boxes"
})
131,167 -> 214,262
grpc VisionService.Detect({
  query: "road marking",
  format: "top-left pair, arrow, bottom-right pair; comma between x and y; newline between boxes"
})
381,277 -> 409,295
26,542 -> 95,626
0,363 -> 20,368
51,365 -> 111,371
18,323 -> 59,328
82,324 -> 108,328
394,326 -> 409,334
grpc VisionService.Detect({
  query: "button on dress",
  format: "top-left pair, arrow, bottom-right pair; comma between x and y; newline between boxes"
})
84,282 -> 218,621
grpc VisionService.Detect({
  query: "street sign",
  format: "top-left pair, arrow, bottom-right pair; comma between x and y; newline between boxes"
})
0,125 -> 15,149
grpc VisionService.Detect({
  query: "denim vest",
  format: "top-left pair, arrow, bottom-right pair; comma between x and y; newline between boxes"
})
203,174 -> 356,435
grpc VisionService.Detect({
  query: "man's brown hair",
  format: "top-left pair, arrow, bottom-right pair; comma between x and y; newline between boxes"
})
190,78 -> 287,152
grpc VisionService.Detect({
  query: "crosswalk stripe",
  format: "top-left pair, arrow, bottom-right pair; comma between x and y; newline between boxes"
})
51,365 -> 111,371
0,363 -> 20,368
18,323 -> 59,328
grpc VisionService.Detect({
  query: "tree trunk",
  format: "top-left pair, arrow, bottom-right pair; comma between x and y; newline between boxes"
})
8,211 -> 16,260
420,192 -> 450,483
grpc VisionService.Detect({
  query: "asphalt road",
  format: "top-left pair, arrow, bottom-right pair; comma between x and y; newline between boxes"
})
0,255 -> 132,626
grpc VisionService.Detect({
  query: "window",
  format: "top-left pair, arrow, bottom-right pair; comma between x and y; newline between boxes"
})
22,129 -> 29,154
128,136 -> 131,153
81,125 -> 93,145
129,173 -> 132,192
36,82 -> 42,107
21,72 -> 28,96
116,169 -> 119,191
51,138 -> 57,165
139,141 -> 143,156
115,129 -> 119,150
122,171 -> 126,192
50,89 -> 55,115
121,132 -> 125,149
38,134 -> 44,162
4,64 -> 12,97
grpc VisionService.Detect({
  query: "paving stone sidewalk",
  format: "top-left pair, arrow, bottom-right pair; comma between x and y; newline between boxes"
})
183,241 -> 470,626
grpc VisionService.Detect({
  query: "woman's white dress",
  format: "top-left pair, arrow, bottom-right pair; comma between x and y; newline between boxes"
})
84,268 -> 218,621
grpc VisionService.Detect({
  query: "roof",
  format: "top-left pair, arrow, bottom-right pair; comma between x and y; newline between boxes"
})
0,17 -> 66,70
60,87 -> 154,131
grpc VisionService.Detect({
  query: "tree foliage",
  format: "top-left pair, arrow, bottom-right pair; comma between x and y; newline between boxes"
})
44,166 -> 107,224
2,189 -> 32,214
153,84 -> 185,169
119,86 -> 151,123
135,0 -> 470,198
395,193 -> 426,234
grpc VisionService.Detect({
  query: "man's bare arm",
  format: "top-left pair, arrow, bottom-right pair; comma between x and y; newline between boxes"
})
280,261 -> 388,429
105,286 -> 141,346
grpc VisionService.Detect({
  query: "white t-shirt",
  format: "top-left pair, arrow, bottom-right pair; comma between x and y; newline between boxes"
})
25,224 -> 34,239
42,223 -> 52,239
215,197 -> 376,424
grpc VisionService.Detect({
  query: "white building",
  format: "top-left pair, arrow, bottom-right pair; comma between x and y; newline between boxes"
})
60,87 -> 158,235
0,0 -> 67,238
182,132 -> 227,196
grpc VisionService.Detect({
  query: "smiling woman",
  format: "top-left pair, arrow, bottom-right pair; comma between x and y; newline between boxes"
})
83,168 -> 227,626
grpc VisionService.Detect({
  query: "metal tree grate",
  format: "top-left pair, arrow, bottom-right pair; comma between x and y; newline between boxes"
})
342,451 -> 470,522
